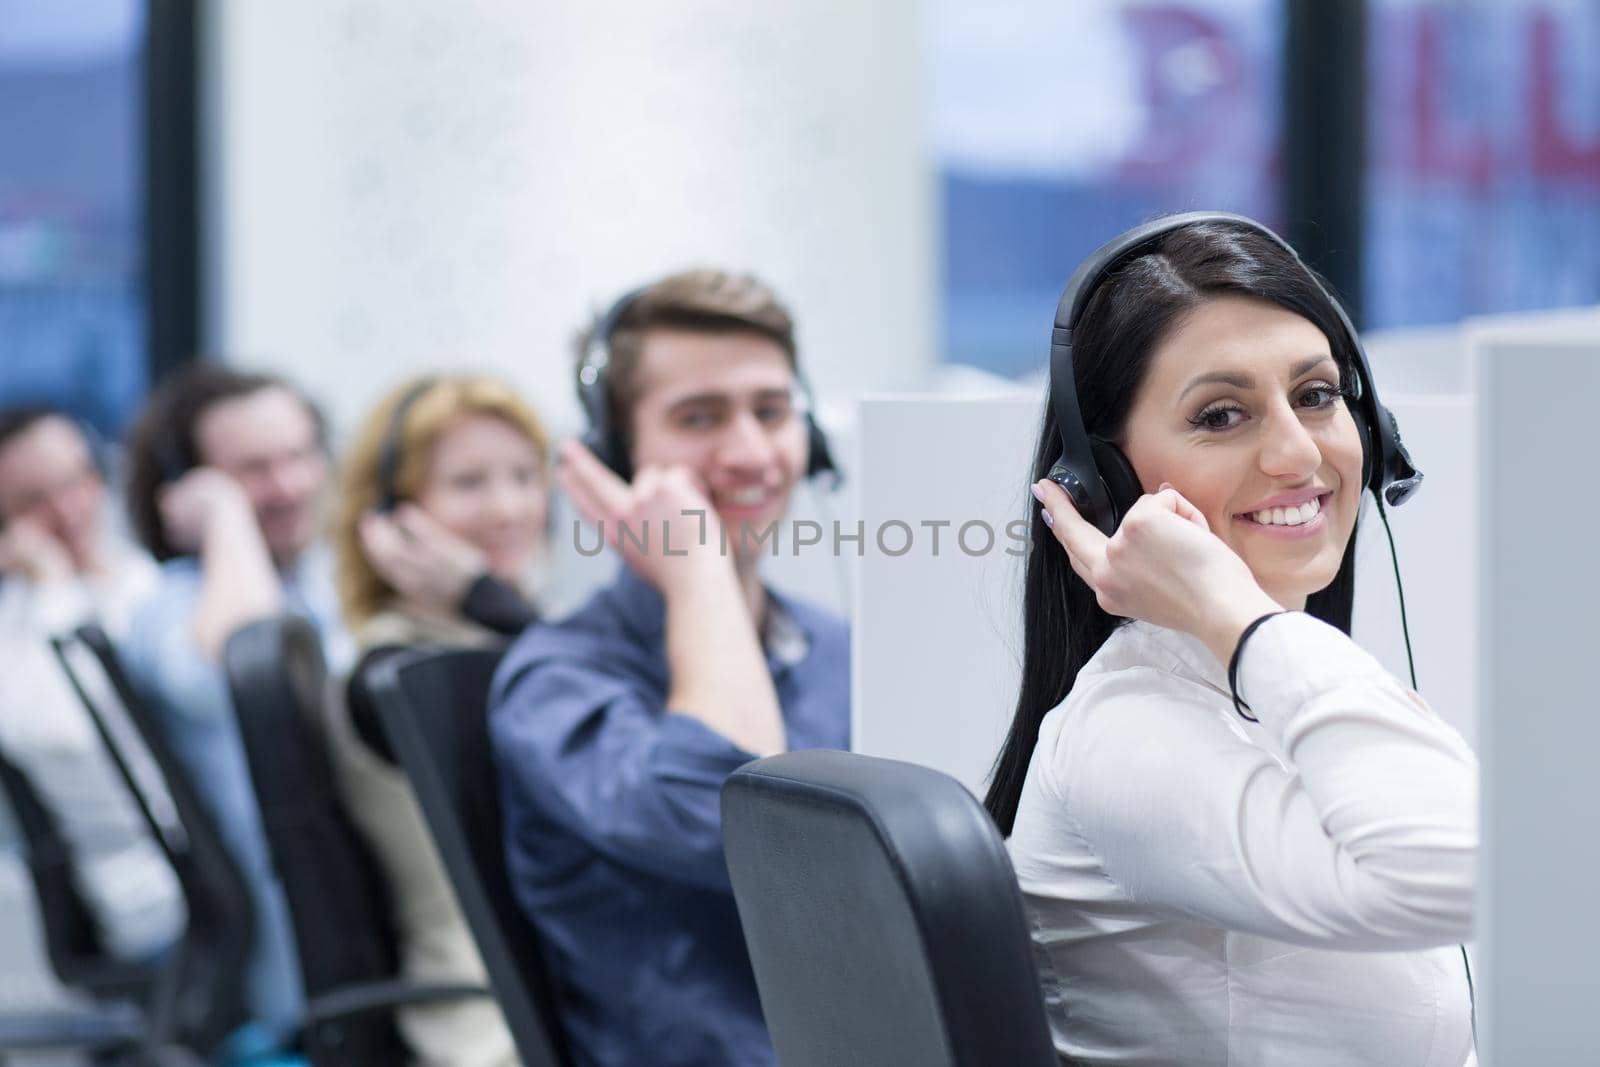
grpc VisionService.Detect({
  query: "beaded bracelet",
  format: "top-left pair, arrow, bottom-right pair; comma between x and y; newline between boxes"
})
1227,611 -> 1289,723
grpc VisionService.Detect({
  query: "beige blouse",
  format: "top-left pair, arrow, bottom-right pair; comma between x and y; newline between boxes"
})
324,606 -> 517,1067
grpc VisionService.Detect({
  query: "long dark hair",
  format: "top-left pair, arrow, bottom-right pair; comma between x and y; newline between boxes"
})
985,220 -> 1362,836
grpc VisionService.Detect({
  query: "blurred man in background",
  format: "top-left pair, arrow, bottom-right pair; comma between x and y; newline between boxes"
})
119,365 -> 349,1060
0,406 -> 185,1002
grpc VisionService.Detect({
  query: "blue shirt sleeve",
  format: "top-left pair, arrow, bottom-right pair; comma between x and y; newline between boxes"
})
492,658 -> 757,893
121,569 -> 232,728
118,564 -> 307,1030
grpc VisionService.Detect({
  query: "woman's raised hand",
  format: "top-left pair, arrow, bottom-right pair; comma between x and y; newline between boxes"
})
1032,478 -> 1283,663
360,504 -> 488,612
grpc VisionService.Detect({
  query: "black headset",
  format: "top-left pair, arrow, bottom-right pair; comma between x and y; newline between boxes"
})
575,287 -> 840,486
1046,211 -> 1423,536
375,377 -> 438,512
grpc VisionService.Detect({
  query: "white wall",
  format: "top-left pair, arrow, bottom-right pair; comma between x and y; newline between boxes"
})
205,0 -> 934,439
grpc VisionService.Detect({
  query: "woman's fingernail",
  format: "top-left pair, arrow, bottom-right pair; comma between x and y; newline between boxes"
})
1040,507 -> 1055,529
1030,483 -> 1046,504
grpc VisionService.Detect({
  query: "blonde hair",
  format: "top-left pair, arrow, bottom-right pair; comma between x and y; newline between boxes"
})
334,374 -> 551,629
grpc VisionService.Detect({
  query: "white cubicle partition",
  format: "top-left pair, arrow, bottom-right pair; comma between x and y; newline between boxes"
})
852,395 -> 1039,795
1475,330 -> 1600,1065
1349,392 -> 1478,747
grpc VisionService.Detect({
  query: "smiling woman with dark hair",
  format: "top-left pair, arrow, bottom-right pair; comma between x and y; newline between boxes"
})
991,217 -> 1477,1067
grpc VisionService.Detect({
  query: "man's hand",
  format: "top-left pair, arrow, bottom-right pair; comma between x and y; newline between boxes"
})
556,439 -> 733,594
557,438 -> 783,756
158,467 -> 283,660
0,517 -> 75,584
360,504 -> 489,612
158,468 -> 254,554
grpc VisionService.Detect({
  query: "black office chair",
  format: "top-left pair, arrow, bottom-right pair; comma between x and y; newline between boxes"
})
0,761 -> 171,1065
720,749 -> 1059,1067
0,748 -> 159,1003
51,625 -> 257,1060
221,616 -> 490,1067
354,645 -> 572,1067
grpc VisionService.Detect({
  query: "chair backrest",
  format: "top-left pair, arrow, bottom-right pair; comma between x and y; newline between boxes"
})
0,747 -> 158,1002
355,645 -> 571,1067
221,615 -> 408,1065
53,624 -> 255,1056
720,749 -> 1059,1067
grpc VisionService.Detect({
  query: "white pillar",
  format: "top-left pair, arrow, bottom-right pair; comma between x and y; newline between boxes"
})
205,0 -> 934,435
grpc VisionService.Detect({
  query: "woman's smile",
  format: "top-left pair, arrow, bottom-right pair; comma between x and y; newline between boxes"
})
1234,490 -> 1333,540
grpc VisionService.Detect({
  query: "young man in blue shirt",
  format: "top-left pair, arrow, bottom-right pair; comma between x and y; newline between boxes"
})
490,269 -> 850,1067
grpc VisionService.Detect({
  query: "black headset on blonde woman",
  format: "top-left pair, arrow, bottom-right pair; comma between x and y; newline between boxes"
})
1044,210 -> 1473,1037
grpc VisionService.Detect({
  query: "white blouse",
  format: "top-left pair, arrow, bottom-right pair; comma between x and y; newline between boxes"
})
1008,612 -> 1478,1067
0,549 -> 185,963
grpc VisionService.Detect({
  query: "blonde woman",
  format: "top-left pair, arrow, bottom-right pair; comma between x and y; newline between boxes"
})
330,375 -> 550,1067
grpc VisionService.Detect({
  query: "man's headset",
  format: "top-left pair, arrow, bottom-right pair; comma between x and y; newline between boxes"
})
1046,211 -> 1423,537
146,379 -> 332,489
574,287 -> 840,487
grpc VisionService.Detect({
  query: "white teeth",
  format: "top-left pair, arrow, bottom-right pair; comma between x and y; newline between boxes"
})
724,488 -> 767,506
1251,496 -> 1322,527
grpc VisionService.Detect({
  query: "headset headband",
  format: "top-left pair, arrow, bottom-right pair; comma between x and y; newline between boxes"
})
375,377 -> 438,512
575,284 -> 840,487
1048,211 -> 1421,534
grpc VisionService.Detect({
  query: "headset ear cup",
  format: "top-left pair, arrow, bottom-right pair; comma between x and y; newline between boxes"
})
582,427 -> 628,481
804,414 -> 839,485
1089,439 -> 1142,531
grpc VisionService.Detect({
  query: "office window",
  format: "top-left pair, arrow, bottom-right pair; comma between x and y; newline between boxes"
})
0,0 -> 147,434
1367,0 -> 1600,328
931,0 -> 1284,376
